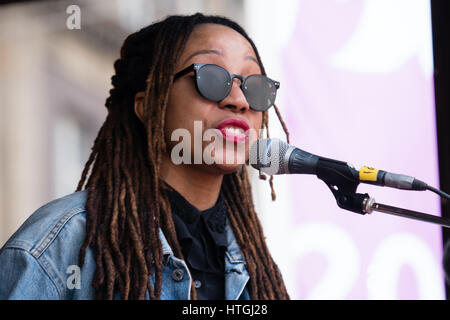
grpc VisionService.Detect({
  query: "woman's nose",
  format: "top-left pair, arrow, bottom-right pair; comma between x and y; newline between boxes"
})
218,79 -> 250,113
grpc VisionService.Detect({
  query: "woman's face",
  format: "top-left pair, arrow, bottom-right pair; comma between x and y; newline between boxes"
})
165,23 -> 263,174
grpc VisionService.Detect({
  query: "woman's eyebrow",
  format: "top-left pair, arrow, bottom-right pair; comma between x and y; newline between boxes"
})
182,49 -> 223,65
245,55 -> 259,65
182,49 -> 259,67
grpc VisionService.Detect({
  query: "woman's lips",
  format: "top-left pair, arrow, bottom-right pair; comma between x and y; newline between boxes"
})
215,118 -> 250,143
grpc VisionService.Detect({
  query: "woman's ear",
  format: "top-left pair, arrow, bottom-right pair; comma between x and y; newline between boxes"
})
134,91 -> 145,122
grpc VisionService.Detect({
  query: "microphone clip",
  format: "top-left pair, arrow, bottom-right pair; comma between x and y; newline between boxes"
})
315,157 -> 370,214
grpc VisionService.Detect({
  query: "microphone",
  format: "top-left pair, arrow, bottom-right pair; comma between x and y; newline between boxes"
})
249,138 -> 428,192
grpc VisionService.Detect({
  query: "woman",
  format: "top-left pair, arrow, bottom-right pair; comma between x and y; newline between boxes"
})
0,13 -> 290,300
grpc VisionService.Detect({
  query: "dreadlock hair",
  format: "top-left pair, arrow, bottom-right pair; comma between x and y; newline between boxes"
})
76,12 -> 290,300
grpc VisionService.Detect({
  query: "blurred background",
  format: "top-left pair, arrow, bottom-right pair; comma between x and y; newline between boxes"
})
0,0 -> 448,299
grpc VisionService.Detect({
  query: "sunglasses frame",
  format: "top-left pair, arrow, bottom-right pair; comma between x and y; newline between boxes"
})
173,63 -> 280,111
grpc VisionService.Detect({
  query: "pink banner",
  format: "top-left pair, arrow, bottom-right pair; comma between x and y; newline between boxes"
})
280,0 -> 444,299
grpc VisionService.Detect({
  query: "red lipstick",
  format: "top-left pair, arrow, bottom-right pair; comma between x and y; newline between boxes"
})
216,118 -> 250,143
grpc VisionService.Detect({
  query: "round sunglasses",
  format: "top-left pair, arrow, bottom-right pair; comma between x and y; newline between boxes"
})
173,63 -> 280,112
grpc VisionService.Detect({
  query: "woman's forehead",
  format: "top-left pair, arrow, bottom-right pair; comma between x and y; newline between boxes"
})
180,24 -> 257,63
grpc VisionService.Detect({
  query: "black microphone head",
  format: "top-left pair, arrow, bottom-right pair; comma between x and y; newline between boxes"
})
249,138 -> 290,175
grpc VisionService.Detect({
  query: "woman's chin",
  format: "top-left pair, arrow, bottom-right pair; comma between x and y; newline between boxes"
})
212,162 -> 243,174
197,144 -> 249,175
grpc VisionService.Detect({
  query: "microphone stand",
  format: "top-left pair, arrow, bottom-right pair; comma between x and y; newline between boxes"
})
315,160 -> 450,228
364,199 -> 450,229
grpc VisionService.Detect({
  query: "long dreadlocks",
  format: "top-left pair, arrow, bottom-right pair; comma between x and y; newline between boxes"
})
76,13 -> 290,300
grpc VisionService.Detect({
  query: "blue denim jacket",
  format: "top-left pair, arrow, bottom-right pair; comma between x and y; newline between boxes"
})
0,190 -> 250,300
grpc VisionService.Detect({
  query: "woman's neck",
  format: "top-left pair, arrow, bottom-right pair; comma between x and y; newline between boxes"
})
159,153 -> 223,211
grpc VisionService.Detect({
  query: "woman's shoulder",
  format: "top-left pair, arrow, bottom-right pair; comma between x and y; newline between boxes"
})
1,190 -> 89,255
0,190 -> 97,299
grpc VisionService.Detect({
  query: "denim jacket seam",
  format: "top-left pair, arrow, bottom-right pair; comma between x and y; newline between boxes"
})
234,276 -> 250,300
31,206 -> 86,258
2,239 -> 34,252
225,251 -> 245,264
3,246 -> 62,299
35,253 -> 64,298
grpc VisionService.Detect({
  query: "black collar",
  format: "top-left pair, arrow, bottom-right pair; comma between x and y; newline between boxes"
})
166,184 -> 227,250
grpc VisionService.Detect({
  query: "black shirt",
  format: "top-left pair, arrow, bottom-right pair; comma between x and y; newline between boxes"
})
167,185 -> 227,300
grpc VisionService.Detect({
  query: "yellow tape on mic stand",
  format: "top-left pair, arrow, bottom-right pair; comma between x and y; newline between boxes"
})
359,166 -> 379,182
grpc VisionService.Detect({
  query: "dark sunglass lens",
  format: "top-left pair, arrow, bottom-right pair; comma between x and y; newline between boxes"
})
196,65 -> 231,102
243,75 -> 277,111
